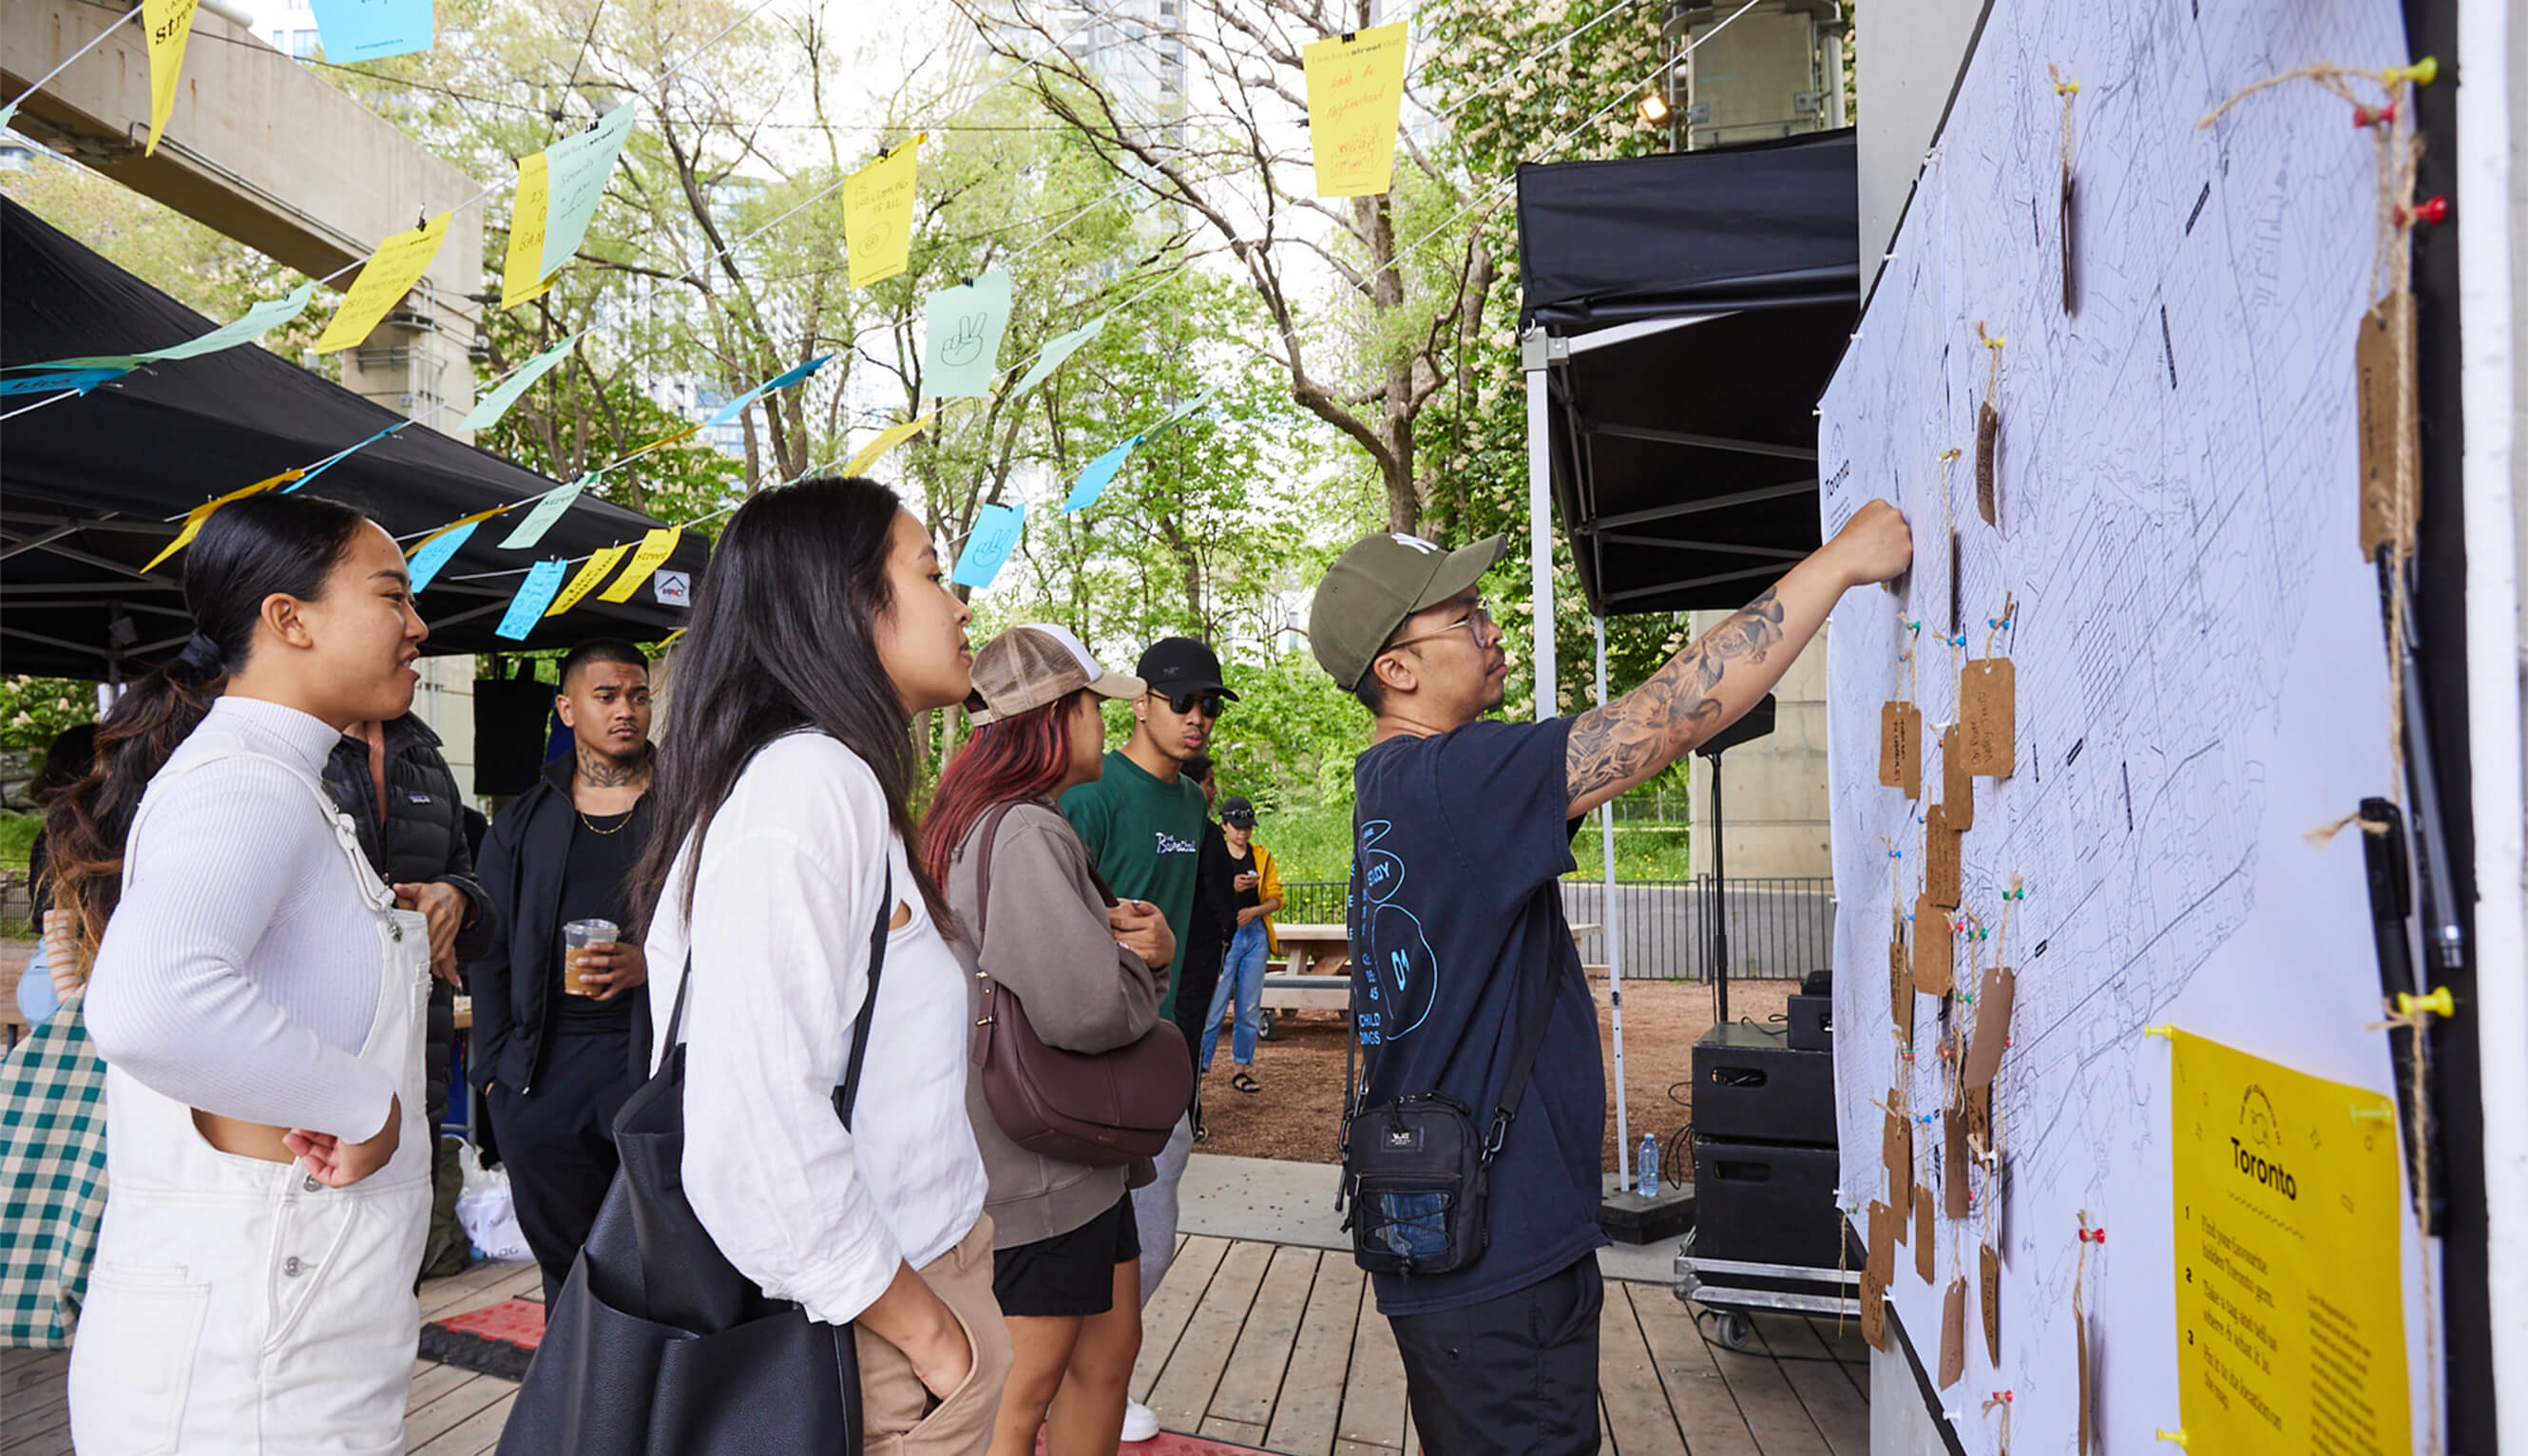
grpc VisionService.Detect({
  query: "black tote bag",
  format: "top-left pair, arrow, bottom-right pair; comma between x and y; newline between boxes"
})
498,868 -> 893,1455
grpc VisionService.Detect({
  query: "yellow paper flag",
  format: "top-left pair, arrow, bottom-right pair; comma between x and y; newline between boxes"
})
1302,24 -> 1410,198
843,136 -> 923,289
595,526 -> 683,603
842,412 -> 934,477
500,152 -> 554,310
317,212 -> 451,354
144,468 -> 304,573
143,0 -> 201,156
546,544 -> 632,618
407,506 -> 508,555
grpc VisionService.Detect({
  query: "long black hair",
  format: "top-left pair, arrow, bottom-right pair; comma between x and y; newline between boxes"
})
631,476 -> 951,931
45,492 -> 376,952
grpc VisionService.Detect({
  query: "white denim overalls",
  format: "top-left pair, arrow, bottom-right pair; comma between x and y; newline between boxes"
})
67,749 -> 432,1455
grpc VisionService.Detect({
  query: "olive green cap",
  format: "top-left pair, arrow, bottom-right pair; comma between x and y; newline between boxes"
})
1307,531 -> 1505,692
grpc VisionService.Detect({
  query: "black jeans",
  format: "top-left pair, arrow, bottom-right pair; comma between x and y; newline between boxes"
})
1388,1255 -> 1604,1456
487,1031 -> 639,1307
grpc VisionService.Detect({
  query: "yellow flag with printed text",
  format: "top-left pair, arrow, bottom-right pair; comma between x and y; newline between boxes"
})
595,527 -> 682,603
317,213 -> 451,354
501,152 -> 553,310
843,138 -> 922,288
143,0 -> 201,156
1302,24 -> 1410,198
547,545 -> 632,618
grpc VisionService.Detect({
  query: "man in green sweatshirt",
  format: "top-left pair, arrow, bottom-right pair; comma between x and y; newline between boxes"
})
1059,634 -> 1233,1443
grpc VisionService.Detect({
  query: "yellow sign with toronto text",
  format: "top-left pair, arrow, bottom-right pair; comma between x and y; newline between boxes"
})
1302,23 -> 1409,198
2170,1029 -> 2409,1455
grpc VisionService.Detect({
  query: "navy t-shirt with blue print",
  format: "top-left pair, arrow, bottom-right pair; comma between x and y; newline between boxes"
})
1348,716 -> 1606,1316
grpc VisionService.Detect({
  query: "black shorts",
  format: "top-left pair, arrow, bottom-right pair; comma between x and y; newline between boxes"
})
992,1194 -> 1142,1318
1388,1255 -> 1604,1456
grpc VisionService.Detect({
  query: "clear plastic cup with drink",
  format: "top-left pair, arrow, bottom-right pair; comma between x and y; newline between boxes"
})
562,918 -> 619,996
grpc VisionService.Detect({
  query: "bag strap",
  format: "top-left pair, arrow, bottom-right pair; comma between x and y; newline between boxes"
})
1477,891 -> 1564,1164
662,860 -> 894,1130
969,800 -> 1022,946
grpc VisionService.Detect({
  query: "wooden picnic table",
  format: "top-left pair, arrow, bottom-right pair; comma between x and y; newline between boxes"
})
1254,921 -> 1599,1039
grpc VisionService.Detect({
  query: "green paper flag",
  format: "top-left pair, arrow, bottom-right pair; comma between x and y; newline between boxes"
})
1010,313 -> 1108,398
921,271 -> 1012,398
498,473 -> 590,549
462,334 -> 580,431
540,105 -> 637,280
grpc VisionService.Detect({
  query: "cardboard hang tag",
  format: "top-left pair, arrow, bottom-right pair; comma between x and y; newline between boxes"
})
1965,1081 -> 1994,1155
2078,1309 -> 2097,1454
1881,700 -> 1923,797
1982,1241 -> 2002,1364
1944,1107 -> 1971,1218
1914,1185 -> 1936,1281
1942,724 -> 1975,830
2060,168 -> 2078,314
1886,1107 -> 1914,1222
1863,1202 -> 1893,1351
1861,1267 -> 1888,1351
1925,806 -> 1963,908
1938,1275 -> 1968,1389
1893,958 -> 1917,1048
1913,895 -> 1955,995
1976,401 -> 2000,527
1964,965 -> 2017,1089
2355,291 -> 2416,563
1960,660 -> 2016,776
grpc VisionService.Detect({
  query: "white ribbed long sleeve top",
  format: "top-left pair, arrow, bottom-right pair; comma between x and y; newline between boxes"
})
85,696 -> 397,1142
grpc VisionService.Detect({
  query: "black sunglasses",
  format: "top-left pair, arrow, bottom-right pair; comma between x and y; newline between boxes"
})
1155,690 -> 1228,718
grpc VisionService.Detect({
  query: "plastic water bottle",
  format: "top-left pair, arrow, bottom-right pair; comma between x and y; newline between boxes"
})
1637,1134 -> 1659,1197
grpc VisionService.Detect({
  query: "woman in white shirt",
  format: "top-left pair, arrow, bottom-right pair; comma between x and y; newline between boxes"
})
633,475 -> 1012,1456
48,493 -> 436,1453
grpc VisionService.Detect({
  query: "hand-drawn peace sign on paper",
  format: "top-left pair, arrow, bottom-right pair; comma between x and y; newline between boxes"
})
922,270 -> 1012,398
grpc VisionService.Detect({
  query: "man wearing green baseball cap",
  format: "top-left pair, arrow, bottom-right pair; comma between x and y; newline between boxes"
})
1311,501 -> 1912,1455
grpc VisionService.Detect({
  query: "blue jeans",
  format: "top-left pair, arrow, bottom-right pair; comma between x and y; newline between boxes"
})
1202,919 -> 1271,1070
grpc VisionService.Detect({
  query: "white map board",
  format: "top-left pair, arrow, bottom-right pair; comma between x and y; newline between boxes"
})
1816,0 -> 2436,1448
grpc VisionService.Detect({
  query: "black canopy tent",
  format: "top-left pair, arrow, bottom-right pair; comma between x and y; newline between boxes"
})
1516,128 -> 1859,619
0,197 -> 710,680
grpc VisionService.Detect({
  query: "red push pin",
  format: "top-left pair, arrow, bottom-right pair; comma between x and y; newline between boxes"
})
1939,1044 -> 1957,1059
2354,101 -> 2398,127
2079,1226 -> 2108,1244
2398,195 -> 2450,226
1993,1390 -> 2014,1404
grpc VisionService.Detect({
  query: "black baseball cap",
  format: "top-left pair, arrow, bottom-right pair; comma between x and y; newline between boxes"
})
1220,795 -> 1256,828
1137,637 -> 1239,700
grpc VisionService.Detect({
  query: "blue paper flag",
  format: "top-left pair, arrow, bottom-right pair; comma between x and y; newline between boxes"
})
309,0 -> 435,60
950,503 -> 1025,589
705,354 -> 835,427
1063,435 -> 1141,512
495,559 -> 569,640
407,520 -> 480,594
284,421 -> 411,491
0,367 -> 125,396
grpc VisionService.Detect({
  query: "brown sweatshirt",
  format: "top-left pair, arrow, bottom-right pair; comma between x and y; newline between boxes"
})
948,799 -> 1165,1249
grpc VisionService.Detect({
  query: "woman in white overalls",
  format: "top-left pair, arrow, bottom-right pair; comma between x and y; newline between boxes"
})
47,493 -> 436,1453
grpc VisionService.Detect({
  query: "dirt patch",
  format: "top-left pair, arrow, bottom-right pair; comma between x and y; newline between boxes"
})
1192,977 -> 1798,1172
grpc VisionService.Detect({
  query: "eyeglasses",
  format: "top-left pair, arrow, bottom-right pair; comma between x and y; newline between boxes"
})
1386,601 -> 1495,655
1154,690 -> 1227,718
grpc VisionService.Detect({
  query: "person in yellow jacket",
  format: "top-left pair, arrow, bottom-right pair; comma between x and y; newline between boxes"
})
1199,796 -> 1282,1092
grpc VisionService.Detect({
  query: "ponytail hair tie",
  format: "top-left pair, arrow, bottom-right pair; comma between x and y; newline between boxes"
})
178,632 -> 226,674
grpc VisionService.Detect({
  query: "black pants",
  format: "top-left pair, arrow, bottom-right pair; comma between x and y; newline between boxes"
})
1388,1256 -> 1604,1456
487,1031 -> 640,1307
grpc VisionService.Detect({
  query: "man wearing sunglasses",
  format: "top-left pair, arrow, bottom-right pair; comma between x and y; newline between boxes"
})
1059,634 -> 1236,1443
1309,502 -> 1912,1455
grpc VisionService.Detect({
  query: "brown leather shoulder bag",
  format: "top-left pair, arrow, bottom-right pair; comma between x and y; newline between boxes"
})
968,800 -> 1192,1167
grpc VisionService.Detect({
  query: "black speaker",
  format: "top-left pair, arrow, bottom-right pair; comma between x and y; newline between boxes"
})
1691,1139 -> 1841,1268
474,676 -> 556,797
1787,994 -> 1832,1051
1691,1023 -> 1836,1147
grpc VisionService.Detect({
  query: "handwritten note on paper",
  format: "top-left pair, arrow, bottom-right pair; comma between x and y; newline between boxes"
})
547,544 -> 631,618
316,212 -> 450,354
950,503 -> 1025,589
501,151 -> 553,310
540,104 -> 637,280
843,137 -> 922,288
495,559 -> 568,641
144,469 -> 302,572
309,0 -> 434,61
921,271 -> 1012,398
1301,24 -> 1409,198
144,0 -> 200,155
407,514 -> 497,594
842,412 -> 934,477
463,334 -> 579,431
1063,436 -> 1140,512
1010,313 -> 1108,399
595,526 -> 682,603
496,473 -> 590,549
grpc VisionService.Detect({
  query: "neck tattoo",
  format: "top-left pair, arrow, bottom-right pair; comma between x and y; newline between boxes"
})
577,745 -> 652,791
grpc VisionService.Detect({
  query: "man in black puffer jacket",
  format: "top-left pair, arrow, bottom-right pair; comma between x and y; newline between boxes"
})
324,711 -> 496,1280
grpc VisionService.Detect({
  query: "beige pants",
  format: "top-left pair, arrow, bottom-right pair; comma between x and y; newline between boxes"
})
855,1218 -> 1013,1456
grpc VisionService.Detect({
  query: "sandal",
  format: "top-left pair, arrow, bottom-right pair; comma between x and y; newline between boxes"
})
1232,1071 -> 1262,1095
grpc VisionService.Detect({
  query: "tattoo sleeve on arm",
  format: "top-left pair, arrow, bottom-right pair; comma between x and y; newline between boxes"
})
1565,588 -> 1787,808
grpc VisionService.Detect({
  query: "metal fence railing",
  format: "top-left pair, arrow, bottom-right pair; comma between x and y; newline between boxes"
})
1274,875 -> 1835,983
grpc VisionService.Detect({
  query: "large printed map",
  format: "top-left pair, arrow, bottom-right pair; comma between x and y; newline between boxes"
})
1817,0 -> 2433,1448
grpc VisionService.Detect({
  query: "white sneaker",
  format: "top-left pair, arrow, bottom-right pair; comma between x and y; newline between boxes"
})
1120,1398 -> 1162,1442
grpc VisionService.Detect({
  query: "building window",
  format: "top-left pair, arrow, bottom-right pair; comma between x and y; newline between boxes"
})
292,29 -> 320,58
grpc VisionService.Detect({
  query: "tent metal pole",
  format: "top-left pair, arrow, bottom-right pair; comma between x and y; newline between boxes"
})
1522,329 -> 1564,721
1596,615 -> 1630,1178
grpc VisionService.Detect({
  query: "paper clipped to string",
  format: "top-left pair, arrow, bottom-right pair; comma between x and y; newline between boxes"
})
8,281 -> 318,375
547,544 -> 631,618
951,503 -> 1025,589
316,212 -> 450,354
843,137 -> 922,288
463,335 -> 580,431
308,0 -> 434,62
1064,435 -> 1140,512
1011,313 -> 1108,398
500,151 -> 553,310
921,271 -> 1012,398
595,527 -> 681,603
143,0 -> 199,156
1301,24 -> 1410,198
842,412 -> 934,477
539,105 -> 638,281
144,469 -> 303,572
496,559 -> 570,641
497,474 -> 590,550
705,354 -> 834,429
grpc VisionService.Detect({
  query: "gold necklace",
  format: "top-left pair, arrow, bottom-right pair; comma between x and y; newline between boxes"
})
578,806 -> 636,835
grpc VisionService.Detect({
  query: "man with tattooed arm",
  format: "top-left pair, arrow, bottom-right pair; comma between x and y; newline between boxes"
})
1306,501 -> 1911,1454
467,638 -> 660,1305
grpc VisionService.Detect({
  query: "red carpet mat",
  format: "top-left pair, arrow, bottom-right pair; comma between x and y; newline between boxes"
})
1039,1433 -> 1267,1454
418,1297 -> 545,1379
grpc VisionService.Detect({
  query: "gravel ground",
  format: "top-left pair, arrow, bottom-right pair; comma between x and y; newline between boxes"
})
1189,976 -> 1799,1172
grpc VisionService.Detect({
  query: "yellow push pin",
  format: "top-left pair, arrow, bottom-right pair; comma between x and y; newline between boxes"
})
2155,1430 -> 2189,1449
1984,334 -> 2006,350
2396,986 -> 2455,1019
2388,56 -> 2439,86
2145,1024 -> 2176,1041
2054,79 -> 2078,97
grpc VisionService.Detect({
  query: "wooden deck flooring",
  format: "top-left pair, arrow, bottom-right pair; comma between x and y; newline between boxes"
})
0,1239 -> 1867,1454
